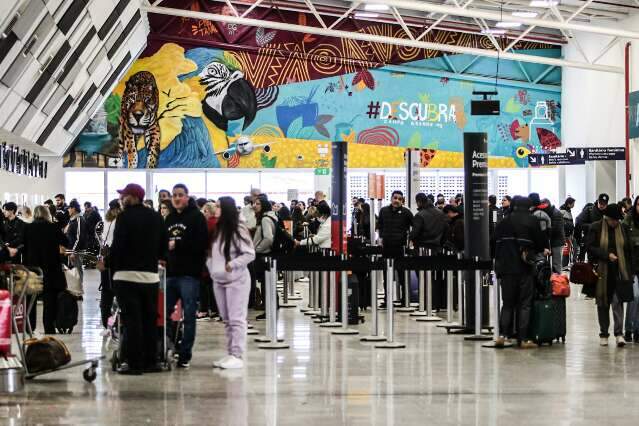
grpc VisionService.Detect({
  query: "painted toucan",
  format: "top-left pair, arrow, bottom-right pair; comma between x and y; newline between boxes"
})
199,61 -> 257,131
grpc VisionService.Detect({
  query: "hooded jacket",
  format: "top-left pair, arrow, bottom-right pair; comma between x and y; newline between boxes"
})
253,211 -> 278,254
575,203 -> 605,241
541,203 -> 565,247
165,203 -> 209,278
65,214 -> 87,252
207,222 -> 255,284
531,206 -> 551,249
410,204 -> 448,249
560,204 -> 575,238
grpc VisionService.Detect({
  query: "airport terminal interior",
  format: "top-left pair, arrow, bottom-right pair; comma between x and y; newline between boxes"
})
1,0 -> 639,424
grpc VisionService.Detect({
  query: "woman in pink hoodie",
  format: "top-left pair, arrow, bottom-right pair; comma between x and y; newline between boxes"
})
207,197 -> 255,369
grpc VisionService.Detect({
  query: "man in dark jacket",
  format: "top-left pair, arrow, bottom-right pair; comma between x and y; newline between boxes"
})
111,183 -> 167,375
83,201 -> 102,253
54,193 -> 70,229
378,190 -> 413,306
165,183 -> 209,368
65,200 -> 87,284
494,196 -> 548,348
2,202 -> 25,263
410,193 -> 447,251
443,205 -> 464,252
575,193 -> 608,260
540,198 -> 565,273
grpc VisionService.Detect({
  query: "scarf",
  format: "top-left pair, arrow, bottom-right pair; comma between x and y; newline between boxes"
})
596,218 -> 629,306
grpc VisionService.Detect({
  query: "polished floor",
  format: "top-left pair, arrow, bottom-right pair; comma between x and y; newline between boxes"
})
2,270 -> 639,425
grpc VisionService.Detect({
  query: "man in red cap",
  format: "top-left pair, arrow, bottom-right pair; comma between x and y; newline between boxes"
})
110,183 -> 168,375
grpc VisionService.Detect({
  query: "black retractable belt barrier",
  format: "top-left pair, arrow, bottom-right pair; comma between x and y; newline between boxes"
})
319,250 -> 341,328
415,249 -> 442,323
257,259 -> 289,349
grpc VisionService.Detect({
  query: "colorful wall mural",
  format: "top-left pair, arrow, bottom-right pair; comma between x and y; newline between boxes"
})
65,17 -> 562,170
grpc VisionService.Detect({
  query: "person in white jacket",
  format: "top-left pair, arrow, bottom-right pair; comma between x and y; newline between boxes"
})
297,201 -> 332,249
207,197 -> 256,369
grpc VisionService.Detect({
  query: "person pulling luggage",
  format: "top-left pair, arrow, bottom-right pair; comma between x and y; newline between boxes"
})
494,196 -> 548,348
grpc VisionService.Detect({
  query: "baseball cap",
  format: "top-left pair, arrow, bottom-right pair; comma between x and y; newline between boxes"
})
117,183 -> 145,200
598,193 -> 610,204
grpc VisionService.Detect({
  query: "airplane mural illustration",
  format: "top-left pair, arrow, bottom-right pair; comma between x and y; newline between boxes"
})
214,135 -> 272,160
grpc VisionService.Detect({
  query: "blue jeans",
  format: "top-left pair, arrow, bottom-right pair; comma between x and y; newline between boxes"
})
166,276 -> 200,362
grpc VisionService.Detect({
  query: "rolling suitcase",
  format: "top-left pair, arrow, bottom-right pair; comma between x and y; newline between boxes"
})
532,298 -> 556,345
552,296 -> 567,343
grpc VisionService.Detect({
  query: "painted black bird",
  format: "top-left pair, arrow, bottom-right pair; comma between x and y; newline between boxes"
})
199,61 -> 257,131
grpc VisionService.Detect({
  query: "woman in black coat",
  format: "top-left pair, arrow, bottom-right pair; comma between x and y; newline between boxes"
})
23,205 -> 69,334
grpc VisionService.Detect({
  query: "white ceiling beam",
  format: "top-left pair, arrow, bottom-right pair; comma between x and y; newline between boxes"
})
416,0 -> 475,41
359,0 -> 639,39
472,0 -> 627,20
391,6 -> 415,40
592,36 -> 619,63
142,5 -> 623,73
303,0 -> 328,29
240,0 -> 266,18
566,0 -> 595,23
505,10 -> 552,51
328,2 -> 359,30
223,0 -> 240,17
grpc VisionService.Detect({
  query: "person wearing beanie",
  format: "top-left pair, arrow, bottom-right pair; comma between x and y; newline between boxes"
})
584,203 -> 634,347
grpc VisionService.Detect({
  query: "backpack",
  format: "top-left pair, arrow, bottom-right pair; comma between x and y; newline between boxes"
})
56,291 -> 78,334
265,216 -> 294,255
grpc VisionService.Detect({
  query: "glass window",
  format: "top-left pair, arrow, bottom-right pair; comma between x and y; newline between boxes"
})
153,172 -> 206,202
107,171 -> 146,207
529,168 -> 559,206
65,171 -> 105,212
207,171 -> 259,205
260,171 -> 314,204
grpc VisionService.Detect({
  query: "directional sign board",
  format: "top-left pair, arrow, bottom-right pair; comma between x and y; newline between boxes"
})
529,146 -> 625,166
528,152 -> 585,166
585,147 -> 625,161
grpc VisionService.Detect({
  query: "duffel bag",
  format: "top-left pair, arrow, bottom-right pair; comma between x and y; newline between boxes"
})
569,262 -> 598,285
24,336 -> 71,373
551,273 -> 571,297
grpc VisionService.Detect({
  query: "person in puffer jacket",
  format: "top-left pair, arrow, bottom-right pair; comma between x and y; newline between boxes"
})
540,198 -> 565,273
207,197 -> 255,370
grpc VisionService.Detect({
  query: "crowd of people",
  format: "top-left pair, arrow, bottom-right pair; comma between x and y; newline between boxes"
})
2,183 -> 638,373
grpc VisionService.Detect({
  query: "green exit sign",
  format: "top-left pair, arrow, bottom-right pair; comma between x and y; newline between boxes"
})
314,168 -> 330,175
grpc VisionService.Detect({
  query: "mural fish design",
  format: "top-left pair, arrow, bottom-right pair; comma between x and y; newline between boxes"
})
199,61 -> 257,131
536,127 -> 561,151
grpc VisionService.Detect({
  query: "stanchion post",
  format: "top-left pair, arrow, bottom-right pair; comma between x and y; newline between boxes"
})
397,249 -> 415,313
361,255 -> 386,341
258,259 -> 290,349
280,269 -> 296,308
375,259 -> 405,349
446,252 -> 454,323
369,197 -> 376,243
287,270 -> 303,301
320,259 -> 341,327
458,252 -> 465,325
255,258 -> 274,343
465,258 -> 492,341
333,254 -> 359,335
417,249 -> 442,323
410,247 -> 428,318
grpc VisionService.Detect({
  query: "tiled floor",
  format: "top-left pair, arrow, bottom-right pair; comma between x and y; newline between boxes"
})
2,269 -> 639,425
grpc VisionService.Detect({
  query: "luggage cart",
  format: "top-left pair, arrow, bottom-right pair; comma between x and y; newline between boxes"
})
0,264 -> 103,385
109,265 -> 173,372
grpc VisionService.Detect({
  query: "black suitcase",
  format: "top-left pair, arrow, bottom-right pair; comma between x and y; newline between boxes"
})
552,296 -> 567,343
56,290 -> 78,334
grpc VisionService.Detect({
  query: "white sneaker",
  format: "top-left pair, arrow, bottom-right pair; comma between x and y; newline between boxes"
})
219,355 -> 244,369
213,356 -> 232,368
600,337 -> 609,346
616,335 -> 626,347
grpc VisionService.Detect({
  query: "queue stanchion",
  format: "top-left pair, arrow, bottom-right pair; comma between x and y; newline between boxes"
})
440,252 -> 468,333
287,270 -> 303,301
464,259 -> 492,341
375,259 -> 406,349
437,251 -> 457,327
397,248 -> 415,313
280,271 -> 297,308
361,255 -> 386,341
332,254 -> 359,335
258,258 -> 289,349
320,257 -> 341,328
483,272 -> 512,348
410,248 -> 428,318
416,249 -> 442,323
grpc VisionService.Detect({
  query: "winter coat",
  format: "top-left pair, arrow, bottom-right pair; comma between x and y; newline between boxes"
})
206,223 -> 255,284
560,204 -> 575,238
378,205 -> 413,248
300,217 -> 331,249
165,204 -> 209,278
410,205 -> 448,250
494,206 -> 547,276
444,214 -> 465,253
575,203 -> 605,241
543,204 -> 565,248
253,211 -> 278,254
623,214 -> 639,273
22,219 -> 69,291
531,207 -> 551,249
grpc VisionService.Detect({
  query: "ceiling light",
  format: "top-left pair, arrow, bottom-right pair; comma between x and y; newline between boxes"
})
364,4 -> 390,11
481,28 -> 506,35
529,0 -> 558,7
512,11 -> 539,17
354,12 -> 379,18
495,21 -> 522,28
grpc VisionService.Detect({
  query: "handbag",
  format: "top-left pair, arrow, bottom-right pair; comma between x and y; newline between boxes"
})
569,262 -> 598,285
63,266 -> 83,297
551,273 -> 571,297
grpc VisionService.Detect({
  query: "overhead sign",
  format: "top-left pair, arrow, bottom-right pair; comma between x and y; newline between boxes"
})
529,147 -> 625,166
